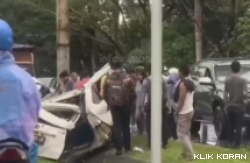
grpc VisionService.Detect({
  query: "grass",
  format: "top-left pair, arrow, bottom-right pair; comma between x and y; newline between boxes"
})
39,136 -> 250,163
39,159 -> 54,163
130,136 -> 250,163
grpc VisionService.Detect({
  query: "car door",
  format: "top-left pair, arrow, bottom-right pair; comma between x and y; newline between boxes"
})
193,67 -> 214,121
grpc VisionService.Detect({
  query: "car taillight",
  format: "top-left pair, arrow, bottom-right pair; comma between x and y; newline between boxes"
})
0,148 -> 24,162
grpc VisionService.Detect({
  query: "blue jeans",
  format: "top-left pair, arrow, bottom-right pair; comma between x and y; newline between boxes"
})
28,143 -> 38,163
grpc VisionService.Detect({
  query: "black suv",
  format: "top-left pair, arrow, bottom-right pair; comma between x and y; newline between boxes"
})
190,58 -> 250,137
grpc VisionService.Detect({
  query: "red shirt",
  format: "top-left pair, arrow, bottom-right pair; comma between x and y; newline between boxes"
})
75,78 -> 90,89
75,77 -> 98,91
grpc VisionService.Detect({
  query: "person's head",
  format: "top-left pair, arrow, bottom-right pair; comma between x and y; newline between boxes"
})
110,56 -> 123,70
168,67 -> 179,82
123,63 -> 135,75
59,70 -> 70,83
230,60 -> 241,73
179,64 -> 190,79
135,66 -> 146,82
71,72 -> 79,82
168,67 -> 179,76
0,19 -> 13,51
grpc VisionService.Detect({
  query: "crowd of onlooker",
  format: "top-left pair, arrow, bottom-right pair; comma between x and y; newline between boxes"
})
54,59 -> 196,160
53,58 -> 248,160
93,57 -> 196,160
99,59 -> 248,160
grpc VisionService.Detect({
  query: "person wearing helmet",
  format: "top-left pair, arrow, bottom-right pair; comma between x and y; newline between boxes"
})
168,67 -> 179,106
0,19 -> 41,163
167,67 -> 180,140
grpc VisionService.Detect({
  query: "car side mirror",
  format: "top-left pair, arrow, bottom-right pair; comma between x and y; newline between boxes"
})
198,77 -> 214,87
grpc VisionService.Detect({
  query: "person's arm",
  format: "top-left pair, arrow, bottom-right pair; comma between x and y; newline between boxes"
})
243,79 -> 249,98
242,79 -> 250,106
68,81 -> 74,91
100,76 -> 107,98
55,82 -> 60,92
103,78 -> 109,103
176,82 -> 187,113
141,79 -> 148,106
163,79 -> 171,113
55,82 -> 63,94
126,77 -> 136,102
166,86 -> 172,109
223,80 -> 228,103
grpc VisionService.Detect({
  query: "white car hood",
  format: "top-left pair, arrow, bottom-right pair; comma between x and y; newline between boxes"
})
40,63 -> 112,129
39,109 -> 76,130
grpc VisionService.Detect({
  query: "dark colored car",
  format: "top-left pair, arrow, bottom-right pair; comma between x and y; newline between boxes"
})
190,58 -> 250,137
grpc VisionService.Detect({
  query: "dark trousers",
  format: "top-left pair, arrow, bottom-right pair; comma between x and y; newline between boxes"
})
145,107 -> 169,147
110,106 -> 131,151
168,108 -> 178,140
227,106 -> 244,148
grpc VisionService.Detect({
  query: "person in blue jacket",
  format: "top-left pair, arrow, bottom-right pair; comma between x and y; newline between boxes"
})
0,19 -> 41,163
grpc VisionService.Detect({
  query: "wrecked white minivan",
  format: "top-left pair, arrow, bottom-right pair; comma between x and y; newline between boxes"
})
36,64 -> 113,163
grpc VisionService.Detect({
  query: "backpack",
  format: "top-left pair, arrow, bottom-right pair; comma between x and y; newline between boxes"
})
106,71 -> 129,107
173,78 -> 195,103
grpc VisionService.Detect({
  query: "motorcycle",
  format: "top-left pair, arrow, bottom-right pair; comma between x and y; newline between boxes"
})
0,138 -> 30,163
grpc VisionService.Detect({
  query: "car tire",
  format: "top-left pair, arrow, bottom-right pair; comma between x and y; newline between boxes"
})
213,106 -> 224,137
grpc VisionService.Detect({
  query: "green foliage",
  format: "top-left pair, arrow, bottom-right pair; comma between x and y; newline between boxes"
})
233,4 -> 250,56
1,0 -> 250,75
163,23 -> 195,66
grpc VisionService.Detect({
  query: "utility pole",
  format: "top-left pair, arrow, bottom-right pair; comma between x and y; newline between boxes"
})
56,0 -> 70,77
151,0 -> 163,163
194,0 -> 202,62
113,0 -> 120,55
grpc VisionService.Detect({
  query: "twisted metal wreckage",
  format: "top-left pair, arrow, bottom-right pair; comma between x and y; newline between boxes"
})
36,64 -> 113,162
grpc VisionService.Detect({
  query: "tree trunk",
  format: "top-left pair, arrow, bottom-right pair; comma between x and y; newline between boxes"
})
56,0 -> 70,76
194,0 -> 202,62
113,0 -> 120,55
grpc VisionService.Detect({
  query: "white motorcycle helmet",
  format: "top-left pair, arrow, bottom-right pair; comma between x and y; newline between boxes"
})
168,67 -> 179,75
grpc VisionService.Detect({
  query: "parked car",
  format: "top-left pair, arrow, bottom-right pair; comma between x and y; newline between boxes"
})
190,58 -> 250,137
36,64 -> 112,163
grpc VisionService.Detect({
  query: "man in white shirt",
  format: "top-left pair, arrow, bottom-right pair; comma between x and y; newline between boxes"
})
175,64 -> 194,160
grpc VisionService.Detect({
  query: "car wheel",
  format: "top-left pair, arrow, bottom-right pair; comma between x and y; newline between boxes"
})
213,106 -> 224,137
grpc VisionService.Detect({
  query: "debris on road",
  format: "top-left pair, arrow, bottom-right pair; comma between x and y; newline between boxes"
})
133,147 -> 144,153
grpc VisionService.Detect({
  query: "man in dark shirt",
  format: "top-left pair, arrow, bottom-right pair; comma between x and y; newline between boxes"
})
56,70 -> 74,94
103,59 -> 135,156
224,60 -> 247,148
142,66 -> 169,149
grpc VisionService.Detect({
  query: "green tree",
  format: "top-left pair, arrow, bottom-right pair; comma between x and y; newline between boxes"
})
1,0 -> 250,75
